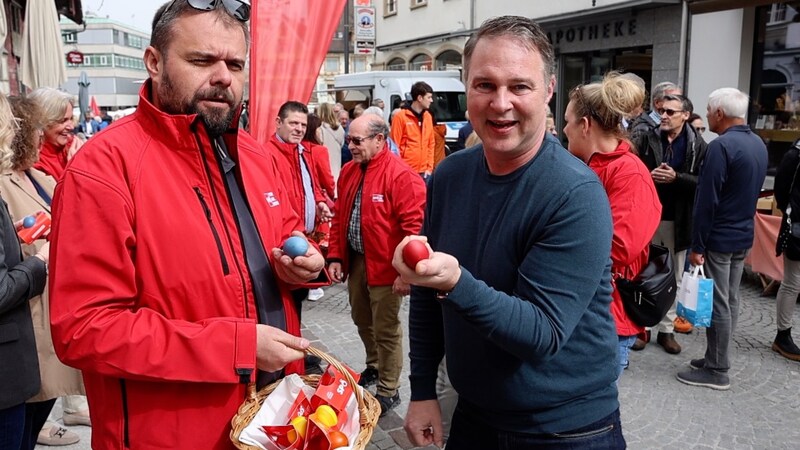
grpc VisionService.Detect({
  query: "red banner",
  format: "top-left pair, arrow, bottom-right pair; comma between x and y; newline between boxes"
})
249,0 -> 347,143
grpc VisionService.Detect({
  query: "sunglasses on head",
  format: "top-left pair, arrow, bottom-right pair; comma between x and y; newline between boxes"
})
345,134 -> 377,146
656,108 -> 684,117
168,0 -> 251,22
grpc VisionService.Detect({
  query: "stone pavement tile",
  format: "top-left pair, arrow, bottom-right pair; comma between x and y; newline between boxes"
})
41,272 -> 800,450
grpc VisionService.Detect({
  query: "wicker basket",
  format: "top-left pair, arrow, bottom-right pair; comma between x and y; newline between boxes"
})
230,347 -> 380,450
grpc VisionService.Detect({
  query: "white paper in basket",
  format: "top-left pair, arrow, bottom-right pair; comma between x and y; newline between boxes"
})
239,374 -> 315,449
237,373 -> 364,449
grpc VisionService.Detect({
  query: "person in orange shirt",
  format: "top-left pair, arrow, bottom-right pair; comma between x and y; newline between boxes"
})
432,111 -> 447,169
390,81 -> 435,180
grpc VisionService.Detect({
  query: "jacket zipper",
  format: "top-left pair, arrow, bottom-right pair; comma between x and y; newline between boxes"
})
194,132 -> 251,319
194,187 -> 230,275
120,379 -> 130,448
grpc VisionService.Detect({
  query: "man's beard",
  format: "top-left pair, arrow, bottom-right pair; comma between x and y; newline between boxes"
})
158,71 -> 240,137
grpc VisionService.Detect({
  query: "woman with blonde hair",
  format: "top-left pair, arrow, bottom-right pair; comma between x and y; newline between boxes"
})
4,96 -> 89,447
317,102 -> 344,181
562,72 -> 662,379
27,88 -> 83,180
0,94 -> 51,449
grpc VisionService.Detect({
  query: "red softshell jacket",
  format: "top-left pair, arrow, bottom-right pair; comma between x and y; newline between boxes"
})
49,82 -> 305,449
267,136 -> 329,220
589,142 -> 662,336
328,146 -> 426,286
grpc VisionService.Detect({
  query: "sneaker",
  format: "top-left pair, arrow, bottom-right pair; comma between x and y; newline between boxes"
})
376,392 -> 401,417
688,358 -> 705,369
63,409 -> 91,426
37,423 -> 80,446
307,288 -> 324,302
656,332 -> 681,354
676,368 -> 730,390
358,367 -> 378,387
674,317 -> 694,334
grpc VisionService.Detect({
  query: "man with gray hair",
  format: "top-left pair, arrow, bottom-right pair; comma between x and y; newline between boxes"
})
631,91 -> 706,353
326,114 -> 426,417
677,87 -> 767,390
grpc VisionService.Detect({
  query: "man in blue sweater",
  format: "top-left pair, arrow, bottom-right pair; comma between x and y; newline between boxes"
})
392,16 -> 623,450
678,88 -> 767,390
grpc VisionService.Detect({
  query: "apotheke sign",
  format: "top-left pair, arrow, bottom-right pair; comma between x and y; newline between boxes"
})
547,18 -> 637,45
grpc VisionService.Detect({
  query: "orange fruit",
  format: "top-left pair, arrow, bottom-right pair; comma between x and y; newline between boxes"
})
327,430 -> 349,449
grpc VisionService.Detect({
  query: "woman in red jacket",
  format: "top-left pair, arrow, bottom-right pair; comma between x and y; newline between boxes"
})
28,88 -> 83,181
563,72 -> 662,380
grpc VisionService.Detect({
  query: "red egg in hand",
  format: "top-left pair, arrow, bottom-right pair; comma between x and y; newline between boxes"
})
402,239 -> 430,269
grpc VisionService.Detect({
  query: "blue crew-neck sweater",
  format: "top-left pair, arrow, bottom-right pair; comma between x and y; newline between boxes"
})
409,134 -> 619,433
691,125 -> 767,254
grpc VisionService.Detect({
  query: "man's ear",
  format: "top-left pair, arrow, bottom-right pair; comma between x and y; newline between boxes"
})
143,46 -> 163,82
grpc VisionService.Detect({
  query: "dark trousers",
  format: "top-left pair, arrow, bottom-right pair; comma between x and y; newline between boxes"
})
0,403 -> 25,450
292,288 -> 309,323
446,401 -> 625,450
21,399 -> 56,450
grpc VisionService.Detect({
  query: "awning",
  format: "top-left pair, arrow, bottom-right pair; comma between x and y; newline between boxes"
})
56,0 -> 83,25
19,0 -> 69,90
535,0 -> 679,26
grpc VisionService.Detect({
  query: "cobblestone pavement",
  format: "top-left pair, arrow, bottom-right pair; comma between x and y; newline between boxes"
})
38,271 -> 800,450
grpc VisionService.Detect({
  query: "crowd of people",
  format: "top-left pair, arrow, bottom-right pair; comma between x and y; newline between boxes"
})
0,1 -> 788,449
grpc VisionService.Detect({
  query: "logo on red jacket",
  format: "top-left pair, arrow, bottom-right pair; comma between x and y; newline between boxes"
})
265,192 -> 280,207
371,194 -> 384,203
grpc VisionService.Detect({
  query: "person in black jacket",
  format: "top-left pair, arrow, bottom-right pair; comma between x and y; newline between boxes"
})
630,93 -> 708,354
773,141 -> 800,361
0,93 -> 49,450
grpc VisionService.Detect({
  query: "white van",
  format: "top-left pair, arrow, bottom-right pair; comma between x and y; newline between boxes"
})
333,70 -> 468,145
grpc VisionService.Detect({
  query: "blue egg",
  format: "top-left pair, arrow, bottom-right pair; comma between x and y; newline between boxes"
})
22,216 -> 36,228
283,236 -> 309,258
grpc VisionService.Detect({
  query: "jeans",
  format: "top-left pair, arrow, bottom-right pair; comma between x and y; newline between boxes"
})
617,335 -> 637,381
776,256 -> 800,331
703,249 -> 747,373
446,402 -> 625,450
0,403 -> 25,450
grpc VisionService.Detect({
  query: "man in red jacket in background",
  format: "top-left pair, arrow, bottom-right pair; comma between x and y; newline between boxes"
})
327,114 -> 426,417
267,100 -> 333,373
48,2 -> 324,449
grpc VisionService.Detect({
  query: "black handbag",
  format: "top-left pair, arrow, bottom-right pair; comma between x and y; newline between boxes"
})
615,244 -> 677,327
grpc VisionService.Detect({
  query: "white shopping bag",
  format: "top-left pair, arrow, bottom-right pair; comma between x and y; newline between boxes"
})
676,265 -> 714,327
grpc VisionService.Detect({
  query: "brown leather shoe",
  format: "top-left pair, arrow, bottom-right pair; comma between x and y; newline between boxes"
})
674,317 -> 694,334
657,332 -> 681,354
631,330 -> 650,351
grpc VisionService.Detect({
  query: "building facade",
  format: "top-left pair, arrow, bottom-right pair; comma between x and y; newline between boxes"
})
372,0 -> 798,180
60,15 -> 150,111
313,0 -> 374,106
1,0 -> 83,94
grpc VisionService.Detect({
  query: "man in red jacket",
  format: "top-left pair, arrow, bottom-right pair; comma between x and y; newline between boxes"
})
48,2 -> 324,449
327,114 -> 426,417
267,100 -> 333,373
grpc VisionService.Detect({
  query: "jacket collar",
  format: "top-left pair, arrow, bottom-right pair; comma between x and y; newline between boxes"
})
587,141 -> 631,167
133,80 -> 243,152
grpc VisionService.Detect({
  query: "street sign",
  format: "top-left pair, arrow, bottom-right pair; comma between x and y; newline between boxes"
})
355,40 -> 375,55
66,50 -> 84,64
354,7 -> 375,41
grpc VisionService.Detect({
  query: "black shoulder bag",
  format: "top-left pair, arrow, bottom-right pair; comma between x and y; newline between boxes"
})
615,244 -> 677,328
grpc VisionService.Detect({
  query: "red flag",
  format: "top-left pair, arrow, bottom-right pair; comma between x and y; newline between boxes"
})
90,96 -> 100,117
249,0 -> 347,143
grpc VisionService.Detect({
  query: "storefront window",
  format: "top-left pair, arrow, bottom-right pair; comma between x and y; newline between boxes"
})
751,3 -> 800,173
